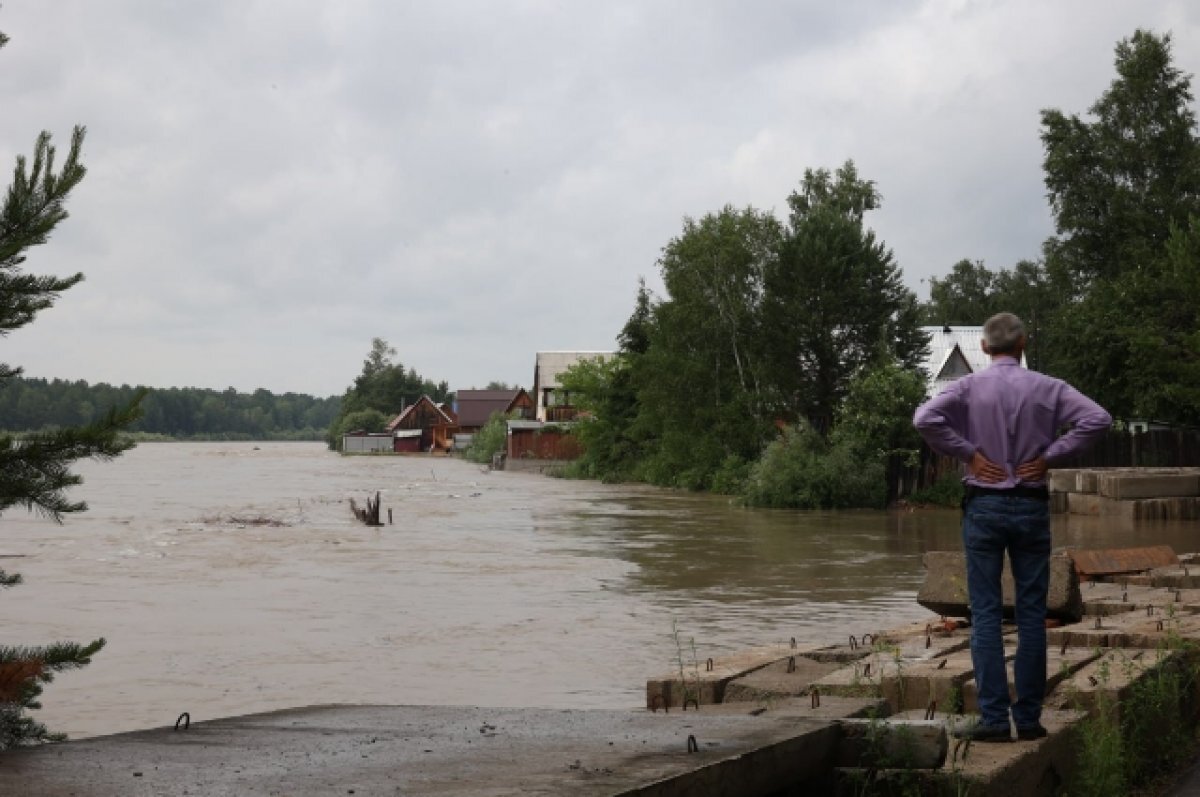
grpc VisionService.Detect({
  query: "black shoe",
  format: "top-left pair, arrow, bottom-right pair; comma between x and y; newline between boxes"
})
952,722 -> 1012,743
1016,723 -> 1048,741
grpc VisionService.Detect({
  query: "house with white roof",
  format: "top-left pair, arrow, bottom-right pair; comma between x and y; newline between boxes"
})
920,325 -> 1027,396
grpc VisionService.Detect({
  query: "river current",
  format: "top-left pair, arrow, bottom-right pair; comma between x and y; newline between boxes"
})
2,442 -> 1194,739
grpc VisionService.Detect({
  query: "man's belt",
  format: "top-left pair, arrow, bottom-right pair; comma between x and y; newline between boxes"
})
964,484 -> 1049,501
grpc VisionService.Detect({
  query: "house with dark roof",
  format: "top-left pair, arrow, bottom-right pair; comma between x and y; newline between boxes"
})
384,395 -> 457,452
454,388 -> 534,434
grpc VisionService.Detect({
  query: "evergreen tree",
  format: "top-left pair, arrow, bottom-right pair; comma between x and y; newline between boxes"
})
0,28 -> 142,747
326,337 -> 452,449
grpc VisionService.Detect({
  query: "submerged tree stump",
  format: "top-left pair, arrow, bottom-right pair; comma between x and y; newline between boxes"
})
349,492 -> 384,526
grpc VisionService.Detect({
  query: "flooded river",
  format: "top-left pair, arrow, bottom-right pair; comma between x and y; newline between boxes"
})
2,442 -> 1196,739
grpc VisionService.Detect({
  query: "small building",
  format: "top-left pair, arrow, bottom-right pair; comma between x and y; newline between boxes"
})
454,388 -> 535,434
341,432 -> 396,453
920,325 -> 1027,396
531,351 -> 614,422
385,395 -> 457,452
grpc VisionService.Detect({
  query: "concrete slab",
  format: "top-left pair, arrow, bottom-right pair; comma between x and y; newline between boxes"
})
859,708 -> 1088,797
645,643 -> 803,710
1124,565 -> 1200,589
696,695 -> 888,721
962,648 -> 1099,713
1079,582 -> 1196,616
1046,647 -> 1178,719
917,551 -> 1082,622
882,650 -> 980,713
1049,611 -> 1200,649
0,704 -> 859,797
722,655 -> 843,702
1098,473 -> 1200,500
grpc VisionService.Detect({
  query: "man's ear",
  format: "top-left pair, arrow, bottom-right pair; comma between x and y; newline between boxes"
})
980,339 -> 990,355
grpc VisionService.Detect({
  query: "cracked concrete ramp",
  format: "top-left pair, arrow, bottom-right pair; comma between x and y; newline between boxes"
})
0,703 -> 850,796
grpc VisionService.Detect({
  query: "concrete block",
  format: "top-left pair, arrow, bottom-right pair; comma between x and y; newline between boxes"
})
1049,610 -> 1200,649
1098,473 -> 1200,500
962,648 -> 1098,713
880,650 -> 978,712
1046,648 -> 1178,719
723,655 -> 843,702
1048,469 -> 1079,494
834,718 -> 948,769
917,551 -> 1083,622
1070,544 -> 1179,580
1049,492 -> 1069,514
646,644 -> 807,709
1067,492 -> 1132,517
1130,497 -> 1200,521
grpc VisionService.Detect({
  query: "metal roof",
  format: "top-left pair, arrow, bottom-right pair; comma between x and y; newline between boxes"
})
919,325 -> 1027,394
454,389 -> 527,427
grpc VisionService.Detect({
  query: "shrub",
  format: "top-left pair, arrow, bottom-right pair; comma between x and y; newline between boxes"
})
463,412 -> 508,464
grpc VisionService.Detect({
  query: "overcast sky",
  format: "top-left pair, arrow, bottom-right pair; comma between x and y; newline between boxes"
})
2,1 -> 1198,397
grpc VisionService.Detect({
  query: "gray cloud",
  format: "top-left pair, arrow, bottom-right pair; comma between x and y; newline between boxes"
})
2,1 -> 1199,396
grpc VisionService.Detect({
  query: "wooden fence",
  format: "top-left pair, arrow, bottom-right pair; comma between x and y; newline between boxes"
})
890,429 -> 1200,501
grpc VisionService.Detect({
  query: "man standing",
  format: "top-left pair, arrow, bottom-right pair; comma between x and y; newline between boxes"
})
913,313 -> 1110,742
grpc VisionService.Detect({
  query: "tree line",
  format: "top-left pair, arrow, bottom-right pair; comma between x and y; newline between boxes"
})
920,30 -> 1200,427
560,163 -> 930,507
562,28 -> 1200,506
0,377 -> 340,440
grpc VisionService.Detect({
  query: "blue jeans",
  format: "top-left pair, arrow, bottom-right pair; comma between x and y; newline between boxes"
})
962,494 -> 1051,729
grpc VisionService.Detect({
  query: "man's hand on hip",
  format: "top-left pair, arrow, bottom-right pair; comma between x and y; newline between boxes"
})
1015,456 -> 1048,483
968,451 -> 1006,483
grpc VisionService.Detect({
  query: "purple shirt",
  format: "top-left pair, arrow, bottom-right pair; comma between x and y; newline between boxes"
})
913,357 -> 1112,488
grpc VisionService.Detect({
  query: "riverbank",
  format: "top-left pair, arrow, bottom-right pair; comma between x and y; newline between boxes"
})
8,546 -> 1200,794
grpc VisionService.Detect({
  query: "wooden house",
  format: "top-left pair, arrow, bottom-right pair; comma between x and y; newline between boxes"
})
454,388 -> 535,434
531,351 -> 614,422
385,395 -> 457,452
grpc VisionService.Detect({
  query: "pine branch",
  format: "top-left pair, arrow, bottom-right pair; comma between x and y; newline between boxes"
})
0,392 -> 145,520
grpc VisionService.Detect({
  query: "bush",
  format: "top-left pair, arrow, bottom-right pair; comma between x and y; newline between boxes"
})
463,412 -> 508,464
904,473 -> 964,507
741,424 -> 886,509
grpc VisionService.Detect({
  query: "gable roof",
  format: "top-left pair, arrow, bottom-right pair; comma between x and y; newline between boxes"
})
455,389 -> 528,427
384,395 -> 454,432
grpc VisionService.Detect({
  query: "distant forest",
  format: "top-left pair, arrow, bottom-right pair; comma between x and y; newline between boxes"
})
0,377 -> 341,440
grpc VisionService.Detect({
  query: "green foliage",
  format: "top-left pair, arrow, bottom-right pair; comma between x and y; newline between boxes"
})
463,411 -> 509,464
0,28 -> 139,747
327,338 -> 451,449
0,376 -> 340,440
0,638 -> 105,748
765,163 -> 928,434
904,473 -> 964,508
742,422 -> 885,509
569,164 -> 927,495
1039,30 -> 1200,423
742,361 -> 925,509
1072,638 -> 1200,796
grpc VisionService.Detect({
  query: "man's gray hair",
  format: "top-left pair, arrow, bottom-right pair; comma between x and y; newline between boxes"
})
983,312 -> 1025,355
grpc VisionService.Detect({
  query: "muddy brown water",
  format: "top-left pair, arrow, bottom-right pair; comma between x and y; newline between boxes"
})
2,442 -> 1196,739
